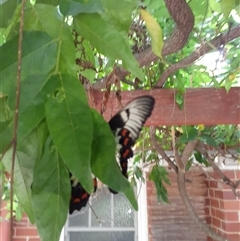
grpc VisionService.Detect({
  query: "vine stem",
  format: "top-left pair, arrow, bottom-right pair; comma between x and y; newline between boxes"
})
10,0 -> 26,240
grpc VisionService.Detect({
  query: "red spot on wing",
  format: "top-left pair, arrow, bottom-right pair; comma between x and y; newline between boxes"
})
73,198 -> 81,203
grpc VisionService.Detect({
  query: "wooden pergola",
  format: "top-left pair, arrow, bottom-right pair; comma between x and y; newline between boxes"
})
89,87 -> 240,126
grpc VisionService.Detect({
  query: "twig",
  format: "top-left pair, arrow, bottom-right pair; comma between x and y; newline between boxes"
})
10,0 -> 26,240
150,127 -> 178,173
195,144 -> 240,197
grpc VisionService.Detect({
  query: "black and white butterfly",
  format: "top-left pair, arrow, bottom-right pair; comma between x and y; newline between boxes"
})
69,95 -> 155,214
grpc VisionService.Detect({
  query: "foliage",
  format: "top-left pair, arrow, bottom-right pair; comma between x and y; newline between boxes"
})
0,0 -> 240,241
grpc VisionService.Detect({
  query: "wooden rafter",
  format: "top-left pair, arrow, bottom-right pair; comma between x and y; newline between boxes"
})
88,87 -> 240,126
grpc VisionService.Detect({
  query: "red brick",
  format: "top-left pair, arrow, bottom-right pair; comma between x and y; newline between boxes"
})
12,239 -> 27,241
210,207 -> 216,216
212,217 -> 221,227
15,228 -> 39,236
210,198 -> 219,208
224,211 -> 239,221
226,233 -> 240,241
215,209 -> 225,220
222,200 -> 240,210
235,170 -> 240,179
29,239 -> 41,241
222,191 -> 238,200
222,170 -> 236,180
209,180 -> 218,188
209,189 -> 214,197
214,190 -> 223,199
224,222 -> 240,232
206,216 -> 211,224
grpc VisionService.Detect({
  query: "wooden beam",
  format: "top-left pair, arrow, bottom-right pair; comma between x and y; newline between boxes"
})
88,87 -> 240,126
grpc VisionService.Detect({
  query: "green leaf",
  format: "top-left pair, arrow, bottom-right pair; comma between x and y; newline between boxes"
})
90,109 -> 138,211
149,165 -> 170,203
0,120 -> 13,153
24,4 -> 77,75
0,31 -> 58,95
7,74 -> 59,141
221,0 -> 235,19
36,0 -> 61,6
32,137 -> 70,241
45,74 -> 93,193
0,96 -> 12,122
1,125 -> 47,223
0,0 -> 18,28
101,0 -> 138,33
59,0 -> 103,16
140,9 -> 163,60
179,127 -> 198,143
175,92 -> 184,109
199,134 -> 218,147
74,13 -> 144,81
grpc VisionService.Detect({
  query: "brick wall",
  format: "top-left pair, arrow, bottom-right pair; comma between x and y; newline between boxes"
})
147,169 -> 208,241
206,170 -> 240,241
12,214 -> 40,241
2,169 -> 240,241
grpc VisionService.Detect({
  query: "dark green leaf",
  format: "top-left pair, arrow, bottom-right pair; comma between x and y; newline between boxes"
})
2,125 -> 47,223
101,0 -> 138,32
0,0 -> 18,28
24,4 -> 77,75
90,109 -> 138,211
149,165 -> 170,203
59,0 -> 103,15
36,0 -> 61,6
74,13 -> 144,81
45,74 -> 93,193
7,74 -> 59,141
32,137 -> 70,241
0,31 -> 58,95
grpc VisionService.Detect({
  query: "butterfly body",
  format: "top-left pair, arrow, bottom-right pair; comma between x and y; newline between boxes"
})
69,95 -> 155,214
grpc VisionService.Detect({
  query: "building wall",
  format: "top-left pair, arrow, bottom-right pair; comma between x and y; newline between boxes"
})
147,169 -> 208,241
206,169 -> 240,241
2,169 -> 240,241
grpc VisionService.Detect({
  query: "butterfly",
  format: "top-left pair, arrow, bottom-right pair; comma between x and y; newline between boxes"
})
69,95 -> 155,214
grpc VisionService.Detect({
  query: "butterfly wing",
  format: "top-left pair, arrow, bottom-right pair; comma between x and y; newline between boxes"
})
69,173 -> 97,214
108,95 -> 155,192
69,95 -> 155,212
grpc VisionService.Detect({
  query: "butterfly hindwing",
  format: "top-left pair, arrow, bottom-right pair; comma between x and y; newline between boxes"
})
69,174 -> 97,214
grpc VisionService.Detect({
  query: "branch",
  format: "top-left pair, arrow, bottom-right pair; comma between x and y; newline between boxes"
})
150,127 -> 178,173
181,139 -> 199,165
10,0 -> 26,239
177,169 -> 231,241
155,24 -> 240,87
195,144 -> 240,197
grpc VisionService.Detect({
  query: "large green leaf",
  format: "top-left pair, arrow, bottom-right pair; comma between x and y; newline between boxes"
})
0,0 -> 18,28
74,13 -> 144,81
24,4 -> 77,75
90,109 -> 138,211
1,122 -> 48,223
0,120 -> 13,153
100,0 -> 138,33
36,0 -> 61,6
45,74 -> 93,193
32,137 -> 70,241
0,31 -> 58,95
7,74 -> 59,142
59,0 -> 103,16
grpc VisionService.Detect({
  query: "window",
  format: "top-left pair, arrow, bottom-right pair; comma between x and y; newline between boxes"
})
64,186 -> 137,241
